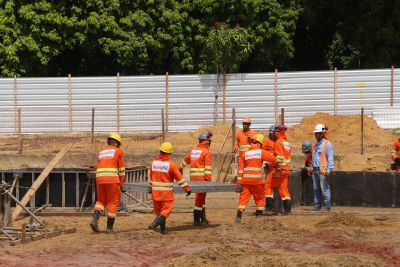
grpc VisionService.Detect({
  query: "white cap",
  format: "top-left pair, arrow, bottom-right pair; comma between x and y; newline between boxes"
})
313,123 -> 327,133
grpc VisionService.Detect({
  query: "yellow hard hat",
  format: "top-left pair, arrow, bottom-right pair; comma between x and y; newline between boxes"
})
159,142 -> 173,153
251,133 -> 264,144
108,133 -> 122,145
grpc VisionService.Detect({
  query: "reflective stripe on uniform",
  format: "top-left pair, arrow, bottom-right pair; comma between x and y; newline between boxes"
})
243,174 -> 262,178
95,204 -> 105,211
190,172 -> 205,176
107,212 -> 117,218
96,173 -> 119,177
97,167 -> 118,172
179,160 -> 187,168
239,145 -> 251,152
238,205 -> 246,209
257,206 -> 264,211
205,171 -> 212,175
282,196 -> 291,200
152,181 -> 173,186
152,187 -> 173,191
190,167 -> 205,171
238,170 -> 243,174
244,167 -> 262,171
266,195 -> 273,198
392,150 -> 399,155
194,206 -> 203,211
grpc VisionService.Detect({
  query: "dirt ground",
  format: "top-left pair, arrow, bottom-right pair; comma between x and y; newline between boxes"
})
0,193 -> 399,267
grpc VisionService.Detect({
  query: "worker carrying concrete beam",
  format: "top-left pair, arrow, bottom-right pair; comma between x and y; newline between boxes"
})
179,131 -> 213,226
149,142 -> 191,234
235,133 -> 276,223
90,133 -> 125,233
264,125 -> 292,215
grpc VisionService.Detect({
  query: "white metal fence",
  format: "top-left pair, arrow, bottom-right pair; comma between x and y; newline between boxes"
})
0,68 -> 399,134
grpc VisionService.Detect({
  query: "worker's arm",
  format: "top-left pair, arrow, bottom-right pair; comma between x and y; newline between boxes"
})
118,149 -> 126,184
236,154 -> 244,183
326,142 -> 334,174
391,141 -> 400,162
233,132 -> 240,152
171,162 -> 191,195
262,150 -> 277,168
179,152 -> 190,171
204,150 -> 212,181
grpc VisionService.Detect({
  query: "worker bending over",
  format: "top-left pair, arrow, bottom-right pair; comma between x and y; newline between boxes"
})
179,132 -> 213,226
236,134 -> 276,223
90,133 -> 125,233
149,142 -> 191,234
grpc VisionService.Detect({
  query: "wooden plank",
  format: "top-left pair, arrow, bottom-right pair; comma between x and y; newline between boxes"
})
11,143 -> 74,222
61,172 -> 65,207
75,173 -> 79,208
123,181 -> 241,194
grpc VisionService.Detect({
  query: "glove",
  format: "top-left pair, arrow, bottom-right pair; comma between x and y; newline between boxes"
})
263,163 -> 269,169
186,190 -> 192,197
231,176 -> 238,183
395,158 -> 400,164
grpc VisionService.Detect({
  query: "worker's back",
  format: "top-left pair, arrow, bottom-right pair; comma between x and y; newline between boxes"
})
96,145 -> 125,184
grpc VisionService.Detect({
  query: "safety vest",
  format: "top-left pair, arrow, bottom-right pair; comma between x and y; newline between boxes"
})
96,145 -> 125,184
179,143 -> 212,181
319,140 -> 332,174
237,145 -> 276,185
234,130 -> 258,152
150,154 -> 189,201
274,137 -> 291,172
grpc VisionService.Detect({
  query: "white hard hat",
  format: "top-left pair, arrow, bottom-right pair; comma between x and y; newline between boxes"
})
313,123 -> 327,133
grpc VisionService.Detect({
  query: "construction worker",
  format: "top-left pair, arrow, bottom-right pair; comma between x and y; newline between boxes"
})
234,118 -> 258,153
264,125 -> 292,215
179,132 -> 213,226
391,138 -> 400,172
311,124 -> 334,211
263,124 -> 277,153
235,133 -> 276,223
149,142 -> 191,234
300,140 -> 313,205
90,133 -> 125,233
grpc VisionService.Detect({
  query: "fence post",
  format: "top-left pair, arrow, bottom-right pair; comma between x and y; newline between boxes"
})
223,73 -> 227,123
116,72 -> 120,133
274,69 -> 278,120
390,65 -> 394,106
231,108 -> 236,152
280,108 -> 285,125
165,72 -> 169,133
13,75 -> 17,135
361,108 -> 364,155
68,74 -> 72,133
18,108 -> 22,154
334,67 -> 338,115
161,108 -> 165,142
91,108 -> 95,144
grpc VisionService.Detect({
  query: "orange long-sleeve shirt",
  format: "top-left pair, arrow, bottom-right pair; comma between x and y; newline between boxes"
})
96,145 -> 125,184
179,142 -> 212,181
273,133 -> 291,172
234,129 -> 258,152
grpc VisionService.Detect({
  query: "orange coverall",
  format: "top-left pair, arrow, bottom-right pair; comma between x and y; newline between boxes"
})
237,144 -> 276,212
265,132 -> 291,201
263,139 -> 275,153
234,129 -> 258,153
95,145 -> 125,218
179,142 -> 212,210
150,154 -> 191,218
391,139 -> 400,172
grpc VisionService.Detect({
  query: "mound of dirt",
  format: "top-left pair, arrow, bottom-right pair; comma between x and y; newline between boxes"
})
316,212 -> 377,228
240,217 -> 284,232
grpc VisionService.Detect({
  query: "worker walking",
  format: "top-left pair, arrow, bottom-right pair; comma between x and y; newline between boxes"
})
391,138 -> 400,172
149,142 -> 191,234
300,140 -> 313,205
311,124 -> 334,211
179,132 -> 213,226
264,125 -> 292,215
235,134 -> 276,223
90,133 -> 125,233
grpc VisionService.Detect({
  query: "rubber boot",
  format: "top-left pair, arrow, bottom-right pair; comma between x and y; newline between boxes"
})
283,199 -> 292,215
89,210 -> 101,233
264,197 -> 274,215
235,211 -> 243,224
255,210 -> 263,216
200,208 -> 209,225
159,216 -> 166,234
106,217 -> 115,233
193,210 -> 202,226
149,215 -> 164,230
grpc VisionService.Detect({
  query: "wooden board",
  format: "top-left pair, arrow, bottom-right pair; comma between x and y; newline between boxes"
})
122,181 -> 241,194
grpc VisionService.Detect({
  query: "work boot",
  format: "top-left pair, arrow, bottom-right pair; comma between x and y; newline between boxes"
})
159,216 -> 166,234
255,210 -> 263,216
106,217 -> 115,233
200,208 -> 210,225
235,211 -> 243,224
149,215 -> 164,230
89,210 -> 101,233
309,206 -> 322,212
264,197 -> 274,215
193,210 -> 202,226
283,200 -> 292,215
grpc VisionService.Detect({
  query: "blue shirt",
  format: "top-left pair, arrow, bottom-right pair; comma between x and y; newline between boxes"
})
312,139 -> 334,173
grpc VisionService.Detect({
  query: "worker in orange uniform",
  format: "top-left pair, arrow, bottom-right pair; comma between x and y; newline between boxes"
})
90,133 -> 125,233
179,132 -> 213,226
391,138 -> 400,172
300,140 -> 313,205
263,125 -> 277,153
149,142 -> 191,234
235,134 -> 276,223
264,125 -> 292,215
234,118 -> 258,153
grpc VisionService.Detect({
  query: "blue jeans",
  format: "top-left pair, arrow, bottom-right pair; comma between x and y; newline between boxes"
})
312,170 -> 331,208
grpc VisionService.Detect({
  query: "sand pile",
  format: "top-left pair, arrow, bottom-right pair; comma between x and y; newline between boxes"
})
316,212 -> 376,228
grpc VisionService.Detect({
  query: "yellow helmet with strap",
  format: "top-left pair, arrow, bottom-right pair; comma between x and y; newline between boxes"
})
159,142 -> 173,153
251,133 -> 264,144
108,133 -> 122,145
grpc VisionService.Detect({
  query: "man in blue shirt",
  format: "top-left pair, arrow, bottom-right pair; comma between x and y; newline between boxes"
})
311,124 -> 334,211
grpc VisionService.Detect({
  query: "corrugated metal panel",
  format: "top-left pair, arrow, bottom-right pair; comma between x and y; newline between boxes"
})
0,68 -> 400,134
